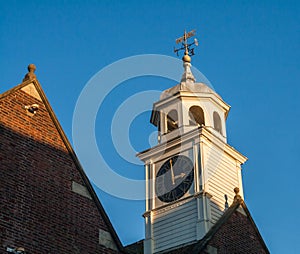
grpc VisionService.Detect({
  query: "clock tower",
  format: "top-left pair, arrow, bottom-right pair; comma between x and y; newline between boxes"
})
137,31 -> 247,254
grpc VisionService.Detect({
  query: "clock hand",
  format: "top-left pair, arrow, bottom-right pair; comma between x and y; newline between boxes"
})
170,159 -> 175,185
174,172 -> 186,180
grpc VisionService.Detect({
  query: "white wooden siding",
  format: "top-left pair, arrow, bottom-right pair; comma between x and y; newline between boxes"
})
210,202 -> 223,224
153,199 -> 197,252
203,142 -> 240,223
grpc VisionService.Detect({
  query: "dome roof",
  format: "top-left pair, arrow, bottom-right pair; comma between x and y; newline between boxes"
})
160,61 -> 220,100
160,81 -> 219,100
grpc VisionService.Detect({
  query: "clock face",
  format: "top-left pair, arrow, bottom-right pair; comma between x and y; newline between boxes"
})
155,155 -> 194,203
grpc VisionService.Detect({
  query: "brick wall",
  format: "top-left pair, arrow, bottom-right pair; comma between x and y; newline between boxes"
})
0,84 -> 123,254
202,210 -> 268,254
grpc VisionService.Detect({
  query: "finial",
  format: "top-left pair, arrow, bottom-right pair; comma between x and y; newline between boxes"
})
224,194 -> 229,209
233,187 -> 243,203
23,63 -> 37,82
174,29 -> 198,63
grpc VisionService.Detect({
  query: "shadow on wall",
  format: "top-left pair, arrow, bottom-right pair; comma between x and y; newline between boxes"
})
0,123 -> 118,254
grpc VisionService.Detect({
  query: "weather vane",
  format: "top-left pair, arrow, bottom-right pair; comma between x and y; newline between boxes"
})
174,29 -> 198,63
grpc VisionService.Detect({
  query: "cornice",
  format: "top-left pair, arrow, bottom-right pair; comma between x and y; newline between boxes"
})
137,126 -> 247,165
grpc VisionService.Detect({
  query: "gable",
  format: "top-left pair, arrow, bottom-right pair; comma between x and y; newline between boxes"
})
0,80 -> 124,253
200,207 -> 269,254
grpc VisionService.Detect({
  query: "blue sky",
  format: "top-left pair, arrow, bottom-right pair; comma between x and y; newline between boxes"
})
1,1 -> 300,253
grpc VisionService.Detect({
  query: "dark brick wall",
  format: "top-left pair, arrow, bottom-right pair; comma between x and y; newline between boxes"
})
202,210 -> 267,254
0,87 -> 122,254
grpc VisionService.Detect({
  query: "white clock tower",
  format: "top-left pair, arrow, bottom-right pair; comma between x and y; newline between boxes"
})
137,31 -> 247,254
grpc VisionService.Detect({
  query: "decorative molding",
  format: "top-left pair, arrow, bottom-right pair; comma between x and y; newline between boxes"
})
143,211 -> 151,218
205,245 -> 218,254
71,181 -> 92,199
152,196 -> 194,215
194,190 -> 204,198
204,192 -> 213,199
99,228 -> 118,251
137,127 -> 247,165
21,83 -> 42,101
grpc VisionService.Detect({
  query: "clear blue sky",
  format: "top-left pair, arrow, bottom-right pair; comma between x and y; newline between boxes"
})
1,1 -> 300,253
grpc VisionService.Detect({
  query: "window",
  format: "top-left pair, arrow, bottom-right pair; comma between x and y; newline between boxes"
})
189,106 -> 205,126
213,111 -> 222,134
167,110 -> 178,132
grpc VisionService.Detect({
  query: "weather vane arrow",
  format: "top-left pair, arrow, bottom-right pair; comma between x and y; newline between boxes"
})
174,29 -> 198,63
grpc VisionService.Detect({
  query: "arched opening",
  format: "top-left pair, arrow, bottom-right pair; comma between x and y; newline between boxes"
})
213,111 -> 222,134
189,106 -> 205,126
167,110 -> 178,132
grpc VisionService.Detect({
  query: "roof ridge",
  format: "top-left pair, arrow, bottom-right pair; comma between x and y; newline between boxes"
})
0,79 -> 35,100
